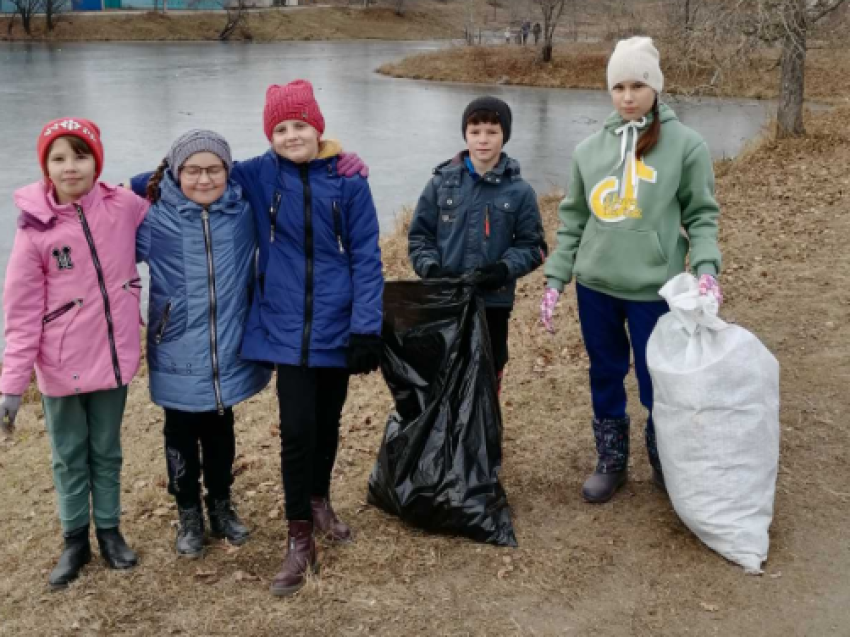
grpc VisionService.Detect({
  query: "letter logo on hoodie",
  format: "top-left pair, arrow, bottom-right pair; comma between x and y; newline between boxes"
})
590,156 -> 657,223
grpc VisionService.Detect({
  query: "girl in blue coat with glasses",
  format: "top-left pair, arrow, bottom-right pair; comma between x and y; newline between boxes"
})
137,130 -> 272,559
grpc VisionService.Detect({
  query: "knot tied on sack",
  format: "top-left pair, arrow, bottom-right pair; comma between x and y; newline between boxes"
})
658,273 -> 727,335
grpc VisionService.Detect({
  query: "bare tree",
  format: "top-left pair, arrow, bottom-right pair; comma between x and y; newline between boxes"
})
10,0 -> 39,35
774,0 -> 847,137
43,0 -> 68,32
463,0 -> 475,44
534,0 -> 567,62
486,0 -> 500,19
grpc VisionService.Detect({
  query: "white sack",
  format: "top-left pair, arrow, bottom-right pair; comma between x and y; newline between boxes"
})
647,273 -> 780,574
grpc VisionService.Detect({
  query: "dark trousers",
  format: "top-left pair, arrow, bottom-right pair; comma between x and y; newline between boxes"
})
163,408 -> 236,509
484,307 -> 511,376
276,365 -> 350,521
576,283 -> 668,467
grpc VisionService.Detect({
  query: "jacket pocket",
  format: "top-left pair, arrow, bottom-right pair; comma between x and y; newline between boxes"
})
490,195 -> 520,256
331,201 -> 347,255
154,300 -> 173,345
40,298 -> 84,367
437,190 -> 463,236
122,277 -> 145,326
574,224 -> 669,293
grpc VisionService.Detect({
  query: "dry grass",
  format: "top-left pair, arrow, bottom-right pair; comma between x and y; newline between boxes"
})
378,43 -> 850,104
2,108 -> 850,637
0,5 -> 461,42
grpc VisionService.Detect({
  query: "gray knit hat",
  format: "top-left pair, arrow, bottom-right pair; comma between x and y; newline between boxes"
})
166,129 -> 233,173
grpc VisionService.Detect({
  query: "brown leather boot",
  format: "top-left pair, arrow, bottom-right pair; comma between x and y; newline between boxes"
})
310,496 -> 353,544
269,520 -> 317,597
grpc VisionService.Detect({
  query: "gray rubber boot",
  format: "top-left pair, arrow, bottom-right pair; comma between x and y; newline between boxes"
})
581,416 -> 630,504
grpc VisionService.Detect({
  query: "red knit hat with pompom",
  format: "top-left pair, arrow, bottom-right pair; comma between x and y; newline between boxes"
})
37,118 -> 104,180
263,80 -> 325,141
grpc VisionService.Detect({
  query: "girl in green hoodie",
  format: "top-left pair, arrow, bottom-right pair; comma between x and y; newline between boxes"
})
540,36 -> 723,504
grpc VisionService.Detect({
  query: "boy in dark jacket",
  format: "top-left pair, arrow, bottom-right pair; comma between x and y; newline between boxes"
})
408,96 -> 545,391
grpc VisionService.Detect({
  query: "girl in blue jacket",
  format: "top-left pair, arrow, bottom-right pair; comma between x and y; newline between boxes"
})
238,80 -> 384,597
138,130 -> 272,559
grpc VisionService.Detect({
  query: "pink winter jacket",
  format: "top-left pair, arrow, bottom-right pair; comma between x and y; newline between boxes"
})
0,181 -> 149,398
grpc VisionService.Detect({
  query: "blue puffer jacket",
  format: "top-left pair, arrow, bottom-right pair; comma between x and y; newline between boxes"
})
135,171 -> 272,412
408,152 -> 546,308
235,148 -> 383,368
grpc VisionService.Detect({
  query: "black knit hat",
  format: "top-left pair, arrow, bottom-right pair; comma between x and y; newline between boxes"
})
462,96 -> 512,144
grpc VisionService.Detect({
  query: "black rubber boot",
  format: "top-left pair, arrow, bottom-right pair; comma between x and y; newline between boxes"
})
645,420 -> 666,492
95,527 -> 138,570
207,498 -> 250,546
49,525 -> 92,590
176,505 -> 205,558
581,416 -> 630,504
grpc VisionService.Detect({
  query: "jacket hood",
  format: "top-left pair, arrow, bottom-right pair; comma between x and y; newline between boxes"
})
14,180 -> 118,230
158,169 -> 245,215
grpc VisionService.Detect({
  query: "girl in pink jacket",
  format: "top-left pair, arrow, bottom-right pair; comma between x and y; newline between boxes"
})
0,118 -> 149,590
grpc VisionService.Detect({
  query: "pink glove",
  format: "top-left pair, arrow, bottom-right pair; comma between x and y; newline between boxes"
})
337,152 -> 369,178
540,288 -> 560,333
698,274 -> 723,305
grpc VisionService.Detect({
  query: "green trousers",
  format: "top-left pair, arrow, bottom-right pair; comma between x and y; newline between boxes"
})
42,386 -> 128,533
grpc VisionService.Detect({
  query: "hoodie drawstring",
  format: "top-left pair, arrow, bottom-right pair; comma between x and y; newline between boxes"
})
613,117 -> 647,197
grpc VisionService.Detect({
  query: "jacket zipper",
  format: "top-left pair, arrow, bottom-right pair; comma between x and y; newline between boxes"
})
332,201 -> 345,254
299,165 -> 314,367
201,208 -> 225,415
43,298 -> 82,325
269,191 -> 282,243
75,204 -> 123,387
154,301 -> 172,345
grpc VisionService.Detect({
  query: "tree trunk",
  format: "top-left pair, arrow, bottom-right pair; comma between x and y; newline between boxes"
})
776,0 -> 806,138
542,42 -> 553,62
20,9 -> 32,35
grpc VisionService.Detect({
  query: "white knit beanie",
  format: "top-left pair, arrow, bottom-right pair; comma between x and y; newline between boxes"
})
607,36 -> 664,93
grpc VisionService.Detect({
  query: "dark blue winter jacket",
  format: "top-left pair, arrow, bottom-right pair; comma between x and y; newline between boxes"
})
233,148 -> 383,368
134,171 -> 272,412
408,152 -> 545,308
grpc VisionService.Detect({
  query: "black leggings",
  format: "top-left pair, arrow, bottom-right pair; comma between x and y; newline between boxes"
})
163,408 -> 236,509
276,365 -> 350,521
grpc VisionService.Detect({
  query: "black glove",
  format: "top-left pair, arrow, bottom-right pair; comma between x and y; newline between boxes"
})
346,334 -> 383,375
473,262 -> 510,291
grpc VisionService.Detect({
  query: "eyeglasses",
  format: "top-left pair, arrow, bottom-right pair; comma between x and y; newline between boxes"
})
180,165 -> 226,182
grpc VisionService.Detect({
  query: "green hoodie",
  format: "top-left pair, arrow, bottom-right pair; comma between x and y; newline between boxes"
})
544,103 -> 721,301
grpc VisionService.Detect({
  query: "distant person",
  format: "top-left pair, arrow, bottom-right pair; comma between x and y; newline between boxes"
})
0,118 -> 148,589
521,21 -> 531,45
505,25 -> 511,44
133,131 -> 272,559
540,37 -> 723,504
533,22 -> 542,45
409,96 -> 546,395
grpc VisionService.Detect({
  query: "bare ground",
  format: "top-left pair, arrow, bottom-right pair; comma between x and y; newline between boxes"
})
1,97 -> 850,637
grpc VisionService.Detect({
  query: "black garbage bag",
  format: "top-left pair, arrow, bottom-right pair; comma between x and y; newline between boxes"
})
367,279 -> 518,547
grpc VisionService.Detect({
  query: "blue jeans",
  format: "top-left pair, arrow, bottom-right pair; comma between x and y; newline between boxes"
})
576,283 -> 668,470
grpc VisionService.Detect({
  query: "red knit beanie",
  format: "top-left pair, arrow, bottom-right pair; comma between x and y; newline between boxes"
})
263,80 -> 325,141
37,118 -> 105,180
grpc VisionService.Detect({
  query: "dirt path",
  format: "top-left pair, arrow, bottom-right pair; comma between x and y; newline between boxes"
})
1,110 -> 849,637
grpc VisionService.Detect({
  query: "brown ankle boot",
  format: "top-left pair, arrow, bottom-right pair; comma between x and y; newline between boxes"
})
310,496 -> 353,544
269,520 -> 317,597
